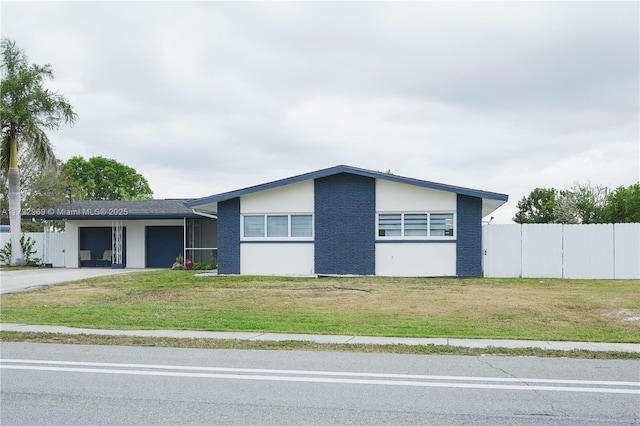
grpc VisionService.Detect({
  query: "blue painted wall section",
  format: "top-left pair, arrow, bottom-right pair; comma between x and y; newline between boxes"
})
314,173 -> 375,275
456,194 -> 482,277
217,198 -> 240,274
79,227 -> 127,268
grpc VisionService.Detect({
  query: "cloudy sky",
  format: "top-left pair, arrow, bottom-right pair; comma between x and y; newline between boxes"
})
2,1 -> 638,223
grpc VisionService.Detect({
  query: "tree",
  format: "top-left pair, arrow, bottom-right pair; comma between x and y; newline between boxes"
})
513,188 -> 559,224
1,39 -> 76,265
553,183 -> 608,224
603,183 -> 640,223
0,156 -> 86,231
514,182 -> 639,224
569,182 -> 608,224
61,156 -> 153,200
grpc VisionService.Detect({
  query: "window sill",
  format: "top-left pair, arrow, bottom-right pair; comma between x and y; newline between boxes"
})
241,239 -> 314,243
376,238 -> 456,243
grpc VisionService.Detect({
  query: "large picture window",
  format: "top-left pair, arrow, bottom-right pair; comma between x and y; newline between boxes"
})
377,212 -> 454,238
242,214 -> 313,239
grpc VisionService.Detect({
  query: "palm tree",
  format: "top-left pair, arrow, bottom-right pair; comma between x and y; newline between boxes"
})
1,39 -> 76,265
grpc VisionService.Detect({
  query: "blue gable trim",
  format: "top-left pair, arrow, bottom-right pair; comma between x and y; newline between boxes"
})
186,165 -> 508,209
217,198 -> 240,274
315,173 -> 375,275
456,194 -> 482,277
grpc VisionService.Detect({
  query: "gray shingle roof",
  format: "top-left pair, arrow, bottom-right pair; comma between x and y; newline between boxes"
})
23,199 -> 200,220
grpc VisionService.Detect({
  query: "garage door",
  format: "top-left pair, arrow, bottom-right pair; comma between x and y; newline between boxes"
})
146,226 -> 183,268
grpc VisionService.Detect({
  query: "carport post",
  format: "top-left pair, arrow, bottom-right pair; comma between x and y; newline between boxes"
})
112,220 -> 124,268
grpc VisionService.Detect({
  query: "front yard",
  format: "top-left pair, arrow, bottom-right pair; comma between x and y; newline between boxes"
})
1,272 -> 638,343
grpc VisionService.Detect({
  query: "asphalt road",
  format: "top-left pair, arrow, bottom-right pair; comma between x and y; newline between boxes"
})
1,343 -> 638,425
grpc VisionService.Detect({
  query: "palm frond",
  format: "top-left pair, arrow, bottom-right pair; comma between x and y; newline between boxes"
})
1,38 -> 76,175
19,128 -> 57,172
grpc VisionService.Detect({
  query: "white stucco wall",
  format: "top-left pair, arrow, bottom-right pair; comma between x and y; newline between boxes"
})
126,223 -> 146,268
375,243 -> 456,277
376,179 -> 456,212
64,222 -> 80,268
375,180 -> 457,276
238,181 -> 315,274
241,180 -> 314,214
240,243 -> 315,275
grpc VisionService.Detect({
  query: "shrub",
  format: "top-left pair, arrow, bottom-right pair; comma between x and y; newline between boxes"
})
0,236 -> 41,266
192,261 -> 213,270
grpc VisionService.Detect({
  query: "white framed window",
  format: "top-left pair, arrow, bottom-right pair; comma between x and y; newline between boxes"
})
291,215 -> 313,237
377,212 -> 455,239
378,214 -> 402,237
267,215 -> 288,237
242,214 -> 313,240
430,213 -> 455,237
244,215 -> 265,237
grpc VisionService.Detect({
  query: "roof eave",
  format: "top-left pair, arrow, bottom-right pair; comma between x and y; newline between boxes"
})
481,198 -> 509,218
22,214 -> 200,220
186,165 -> 509,208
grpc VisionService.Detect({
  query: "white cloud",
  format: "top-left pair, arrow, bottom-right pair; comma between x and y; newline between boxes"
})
2,1 -> 638,222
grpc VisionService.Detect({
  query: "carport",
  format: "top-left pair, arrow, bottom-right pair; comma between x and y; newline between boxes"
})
79,226 -> 127,268
24,200 -> 217,269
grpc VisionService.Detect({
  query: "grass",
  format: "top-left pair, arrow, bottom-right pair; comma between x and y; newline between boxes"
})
2,331 -> 638,360
1,271 -> 639,343
0,265 -> 42,271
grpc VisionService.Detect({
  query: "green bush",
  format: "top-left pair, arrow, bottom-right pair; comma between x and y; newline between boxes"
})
0,235 -> 41,266
192,261 -> 213,270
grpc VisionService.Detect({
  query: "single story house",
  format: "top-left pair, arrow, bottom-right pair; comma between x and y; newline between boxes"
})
186,165 -> 508,277
24,199 -> 217,268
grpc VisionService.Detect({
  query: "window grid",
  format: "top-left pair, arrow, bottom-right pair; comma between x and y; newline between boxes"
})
242,214 -> 313,239
377,212 -> 455,238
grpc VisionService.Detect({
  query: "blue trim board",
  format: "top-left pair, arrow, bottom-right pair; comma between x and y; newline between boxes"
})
240,240 -> 315,244
186,165 -> 508,208
456,194 -> 482,277
375,240 -> 456,244
314,173 -> 375,275
217,198 -> 240,274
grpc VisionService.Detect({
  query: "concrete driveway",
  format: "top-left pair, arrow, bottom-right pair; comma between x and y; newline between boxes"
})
0,268 -> 151,294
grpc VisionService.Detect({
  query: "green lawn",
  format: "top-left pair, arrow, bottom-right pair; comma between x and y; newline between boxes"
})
1,271 -> 638,343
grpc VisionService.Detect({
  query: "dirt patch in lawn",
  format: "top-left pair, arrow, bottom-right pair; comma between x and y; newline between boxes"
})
602,309 -> 640,322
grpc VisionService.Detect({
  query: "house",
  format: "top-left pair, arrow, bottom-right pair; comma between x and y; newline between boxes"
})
24,199 -> 217,269
186,165 -> 508,277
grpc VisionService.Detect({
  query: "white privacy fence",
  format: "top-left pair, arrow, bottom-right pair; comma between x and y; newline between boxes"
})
483,223 -> 640,279
0,231 -> 66,267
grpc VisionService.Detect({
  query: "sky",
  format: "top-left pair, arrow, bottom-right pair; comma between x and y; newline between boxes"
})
1,1 -> 638,223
